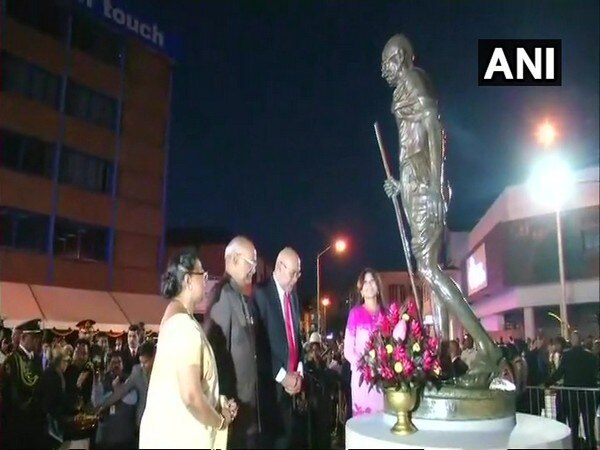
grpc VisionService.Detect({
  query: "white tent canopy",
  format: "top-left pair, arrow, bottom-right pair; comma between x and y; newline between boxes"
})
0,282 -> 170,332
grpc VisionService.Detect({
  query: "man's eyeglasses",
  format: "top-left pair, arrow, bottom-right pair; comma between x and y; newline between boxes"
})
238,255 -> 257,272
189,271 -> 209,281
281,261 -> 301,279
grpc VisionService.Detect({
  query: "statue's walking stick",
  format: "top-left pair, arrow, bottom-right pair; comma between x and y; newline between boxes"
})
374,122 -> 422,321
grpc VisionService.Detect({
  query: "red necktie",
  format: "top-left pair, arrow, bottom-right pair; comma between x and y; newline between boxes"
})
284,292 -> 298,371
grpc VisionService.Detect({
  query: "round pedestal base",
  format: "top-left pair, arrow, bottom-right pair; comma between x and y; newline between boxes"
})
345,412 -> 570,450
384,386 -> 516,421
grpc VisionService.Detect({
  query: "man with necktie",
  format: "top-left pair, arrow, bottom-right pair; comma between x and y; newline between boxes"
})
255,247 -> 304,449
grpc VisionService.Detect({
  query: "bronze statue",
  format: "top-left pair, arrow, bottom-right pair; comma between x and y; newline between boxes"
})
380,34 -> 503,384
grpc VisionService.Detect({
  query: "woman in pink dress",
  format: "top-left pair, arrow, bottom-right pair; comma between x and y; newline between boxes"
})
343,268 -> 387,416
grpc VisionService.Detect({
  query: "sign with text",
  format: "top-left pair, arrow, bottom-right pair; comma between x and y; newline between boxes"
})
76,0 -> 179,59
478,39 -> 561,86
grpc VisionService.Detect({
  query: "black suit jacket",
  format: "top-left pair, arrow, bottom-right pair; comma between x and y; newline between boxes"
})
120,348 -> 140,375
547,345 -> 599,388
254,278 -> 303,382
254,278 -> 304,446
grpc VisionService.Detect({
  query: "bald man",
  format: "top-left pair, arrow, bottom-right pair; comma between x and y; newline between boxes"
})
207,236 -> 260,449
254,247 -> 304,449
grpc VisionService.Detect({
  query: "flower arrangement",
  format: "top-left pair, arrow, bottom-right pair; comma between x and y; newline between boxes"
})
358,299 -> 442,392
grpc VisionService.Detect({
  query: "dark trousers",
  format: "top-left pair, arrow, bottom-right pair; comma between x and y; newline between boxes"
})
4,412 -> 46,449
566,391 -> 597,449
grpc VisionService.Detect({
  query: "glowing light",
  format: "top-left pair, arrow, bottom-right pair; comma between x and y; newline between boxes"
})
536,121 -> 558,147
334,239 -> 347,253
321,297 -> 331,307
527,154 -> 575,209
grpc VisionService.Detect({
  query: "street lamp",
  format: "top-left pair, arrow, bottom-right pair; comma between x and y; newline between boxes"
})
316,238 -> 347,333
536,120 -> 558,147
527,153 -> 575,338
321,296 -> 331,333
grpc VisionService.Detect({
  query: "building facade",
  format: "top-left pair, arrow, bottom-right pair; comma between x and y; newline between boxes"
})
0,0 -> 173,295
456,166 -> 599,340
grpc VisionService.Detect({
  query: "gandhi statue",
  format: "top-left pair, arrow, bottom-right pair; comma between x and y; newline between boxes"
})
381,34 -> 503,383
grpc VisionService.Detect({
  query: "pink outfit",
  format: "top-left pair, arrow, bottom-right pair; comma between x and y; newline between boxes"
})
343,304 -> 384,416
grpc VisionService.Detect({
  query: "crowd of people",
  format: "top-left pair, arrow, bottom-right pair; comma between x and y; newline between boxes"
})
0,235 -> 598,449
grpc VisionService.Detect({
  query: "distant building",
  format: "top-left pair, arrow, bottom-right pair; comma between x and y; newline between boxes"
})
453,165 -> 599,340
0,0 -> 175,330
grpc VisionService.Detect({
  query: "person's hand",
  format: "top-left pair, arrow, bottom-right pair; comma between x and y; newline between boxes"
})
282,372 -> 302,395
383,177 -> 401,199
221,405 -> 234,427
426,191 -> 446,225
225,398 -> 238,420
76,371 -> 89,389
111,376 -> 121,390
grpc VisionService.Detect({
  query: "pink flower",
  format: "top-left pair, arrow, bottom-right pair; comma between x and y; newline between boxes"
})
393,344 -> 407,361
403,359 -> 416,378
428,336 -> 439,354
422,350 -> 435,371
388,302 -> 400,326
380,316 -> 393,337
363,365 -> 374,383
377,344 -> 388,361
410,320 -> 423,339
406,297 -> 418,317
380,364 -> 394,380
392,319 -> 407,341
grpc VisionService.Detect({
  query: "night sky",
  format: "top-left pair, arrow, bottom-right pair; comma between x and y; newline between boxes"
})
131,0 -> 598,302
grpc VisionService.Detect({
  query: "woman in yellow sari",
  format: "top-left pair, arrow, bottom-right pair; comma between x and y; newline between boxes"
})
140,250 -> 237,449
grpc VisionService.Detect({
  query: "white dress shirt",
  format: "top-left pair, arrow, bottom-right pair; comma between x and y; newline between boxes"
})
273,277 -> 303,383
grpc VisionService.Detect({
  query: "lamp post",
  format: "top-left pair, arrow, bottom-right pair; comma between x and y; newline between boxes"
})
316,238 -> 346,333
527,152 -> 575,339
321,296 -> 331,333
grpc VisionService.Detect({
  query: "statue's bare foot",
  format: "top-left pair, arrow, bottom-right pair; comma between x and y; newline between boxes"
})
455,354 -> 501,389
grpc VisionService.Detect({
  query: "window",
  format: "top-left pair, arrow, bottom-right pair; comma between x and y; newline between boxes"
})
72,10 -> 122,67
6,0 -> 67,40
582,229 -> 599,252
65,81 -> 117,130
0,129 -> 55,178
1,53 -> 61,109
59,147 -> 113,193
54,218 -> 109,261
0,207 -> 49,253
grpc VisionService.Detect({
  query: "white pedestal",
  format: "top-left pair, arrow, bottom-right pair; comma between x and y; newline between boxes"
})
345,412 -> 571,449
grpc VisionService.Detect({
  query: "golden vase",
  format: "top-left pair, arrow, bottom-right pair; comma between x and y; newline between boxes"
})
384,387 -> 418,435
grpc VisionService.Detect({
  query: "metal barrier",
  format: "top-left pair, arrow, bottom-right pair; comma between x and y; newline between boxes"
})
303,366 -> 349,449
522,386 -> 599,449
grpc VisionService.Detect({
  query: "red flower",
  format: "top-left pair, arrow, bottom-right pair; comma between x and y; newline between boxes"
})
403,359 -> 416,378
428,336 -> 439,354
422,350 -> 435,371
377,344 -> 388,361
380,316 -> 393,337
393,344 -> 407,360
380,364 -> 394,380
388,302 -> 400,326
364,365 -> 374,383
406,297 -> 418,317
410,319 -> 423,339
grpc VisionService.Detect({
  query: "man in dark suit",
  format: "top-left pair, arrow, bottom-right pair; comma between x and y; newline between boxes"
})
1,319 -> 45,449
255,247 -> 304,449
207,236 -> 260,449
120,324 -> 141,376
546,331 -> 599,450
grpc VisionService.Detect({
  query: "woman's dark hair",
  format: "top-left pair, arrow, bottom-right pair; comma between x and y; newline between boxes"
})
160,248 -> 200,299
355,268 -> 386,308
